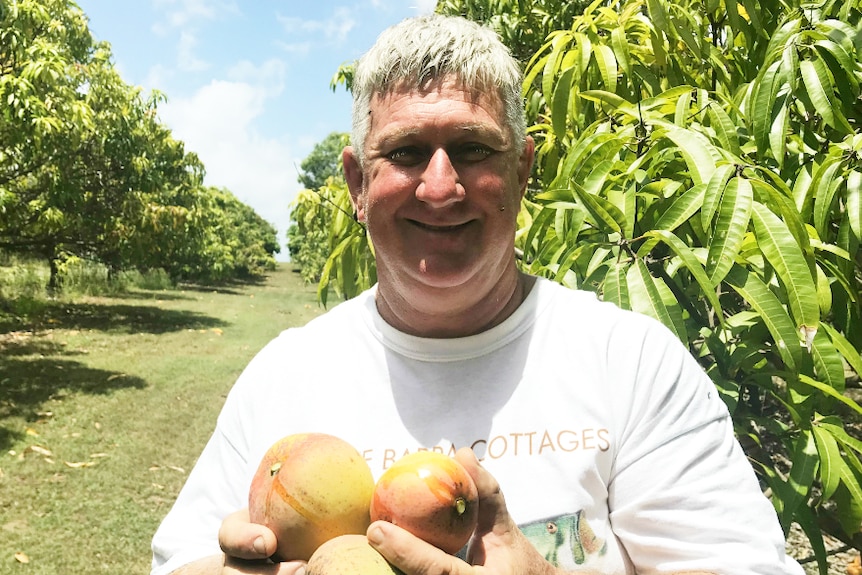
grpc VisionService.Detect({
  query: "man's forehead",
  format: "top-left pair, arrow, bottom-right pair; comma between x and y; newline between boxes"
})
370,75 -> 503,111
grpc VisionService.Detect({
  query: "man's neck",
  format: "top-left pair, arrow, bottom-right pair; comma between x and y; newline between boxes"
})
374,270 -> 534,338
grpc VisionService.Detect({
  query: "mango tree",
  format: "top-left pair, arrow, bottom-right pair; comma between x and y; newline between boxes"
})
519,0 -> 862,568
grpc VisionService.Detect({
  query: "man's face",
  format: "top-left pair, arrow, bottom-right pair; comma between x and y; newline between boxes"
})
344,77 -> 534,293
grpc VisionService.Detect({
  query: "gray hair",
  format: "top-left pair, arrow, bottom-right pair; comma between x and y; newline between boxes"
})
350,14 -> 526,164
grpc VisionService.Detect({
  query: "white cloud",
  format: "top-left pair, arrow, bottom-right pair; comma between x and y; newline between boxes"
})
177,30 -> 209,71
157,64 -> 301,259
276,7 -> 357,45
151,0 -> 238,31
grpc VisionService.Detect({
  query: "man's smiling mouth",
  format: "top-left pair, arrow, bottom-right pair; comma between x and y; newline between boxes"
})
410,220 -> 470,232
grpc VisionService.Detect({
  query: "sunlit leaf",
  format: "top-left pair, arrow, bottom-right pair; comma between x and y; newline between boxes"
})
602,259 -> 630,310
800,58 -> 853,134
725,266 -> 803,370
626,259 -> 684,341
707,177 -> 752,284
798,375 -> 862,415
751,202 -> 820,334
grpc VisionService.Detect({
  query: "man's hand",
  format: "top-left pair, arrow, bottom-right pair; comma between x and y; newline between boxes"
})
217,509 -> 305,574
167,509 -> 305,575
366,447 -> 575,575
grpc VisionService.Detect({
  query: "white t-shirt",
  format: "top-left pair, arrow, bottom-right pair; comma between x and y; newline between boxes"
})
151,278 -> 804,575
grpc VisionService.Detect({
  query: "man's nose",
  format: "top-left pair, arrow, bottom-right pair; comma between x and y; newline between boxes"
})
415,148 -> 465,208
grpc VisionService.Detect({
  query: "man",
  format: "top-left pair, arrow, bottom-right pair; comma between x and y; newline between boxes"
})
151,14 -> 804,575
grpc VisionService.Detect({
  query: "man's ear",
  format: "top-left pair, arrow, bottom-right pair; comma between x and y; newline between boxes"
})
342,146 -> 366,222
517,136 -> 535,199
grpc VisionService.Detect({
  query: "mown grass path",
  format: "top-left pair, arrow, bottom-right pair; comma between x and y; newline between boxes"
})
0,265 -> 327,574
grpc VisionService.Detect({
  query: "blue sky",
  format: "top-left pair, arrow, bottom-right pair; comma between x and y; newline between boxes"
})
75,0 -> 438,259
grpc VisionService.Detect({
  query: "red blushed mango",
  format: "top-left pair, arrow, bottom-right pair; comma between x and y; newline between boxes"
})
248,433 -> 374,561
370,451 -> 478,555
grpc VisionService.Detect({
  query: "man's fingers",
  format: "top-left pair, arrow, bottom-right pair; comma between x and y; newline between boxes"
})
219,508 -> 279,560
368,521 -> 469,575
454,447 -> 509,534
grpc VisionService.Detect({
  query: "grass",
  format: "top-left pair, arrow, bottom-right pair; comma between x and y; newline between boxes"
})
0,264 -> 328,574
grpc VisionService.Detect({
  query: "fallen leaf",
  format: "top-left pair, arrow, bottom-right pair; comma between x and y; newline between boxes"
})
35,411 -> 53,418
210,328 -> 223,335
24,445 -> 52,457
89,453 -> 108,458
167,465 -> 185,474
149,465 -> 161,471
64,461 -> 95,468
152,483 -> 164,489
14,551 -> 29,563
25,427 -> 39,437
106,374 -> 125,381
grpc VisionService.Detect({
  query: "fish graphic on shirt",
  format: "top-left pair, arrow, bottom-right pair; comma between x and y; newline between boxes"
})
519,510 -> 607,568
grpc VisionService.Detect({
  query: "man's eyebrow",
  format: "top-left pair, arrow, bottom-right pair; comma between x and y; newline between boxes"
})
373,124 -> 509,148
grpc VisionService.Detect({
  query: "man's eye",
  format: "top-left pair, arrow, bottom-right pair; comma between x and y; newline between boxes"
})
386,147 -> 424,164
456,144 -> 493,162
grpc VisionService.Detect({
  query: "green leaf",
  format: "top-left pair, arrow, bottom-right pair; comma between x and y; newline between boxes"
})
778,430 -> 819,531
792,503 -> 829,575
820,322 -> 862,383
800,58 -> 853,135
610,26 -> 631,77
674,88 -> 691,127
810,329 -> 845,394
655,183 -> 705,232
581,159 -> 616,197
572,184 -> 627,235
626,258 -> 684,341
846,169 -> 861,243
813,39 -> 859,93
751,61 -> 781,157
817,419 -> 862,457
552,66 -> 577,140
602,259 -> 630,309
751,202 -> 820,337
646,0 -> 668,35
707,176 -> 753,285
644,229 -> 723,321
707,103 -> 741,156
701,163 -> 735,231
813,159 -> 843,240
663,126 -> 716,186
836,464 -> 862,535
768,95 -> 789,168
812,423 -> 844,501
594,44 -> 617,93
798,375 -> 862,415
725,266 -> 803,371
542,34 -> 570,108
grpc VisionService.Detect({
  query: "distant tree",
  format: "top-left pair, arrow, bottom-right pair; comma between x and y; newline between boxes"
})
297,132 -> 350,191
287,133 -> 351,284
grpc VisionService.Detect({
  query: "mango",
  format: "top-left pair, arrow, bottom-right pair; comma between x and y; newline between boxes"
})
370,451 -> 478,554
306,534 -> 402,575
248,432 -> 374,561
